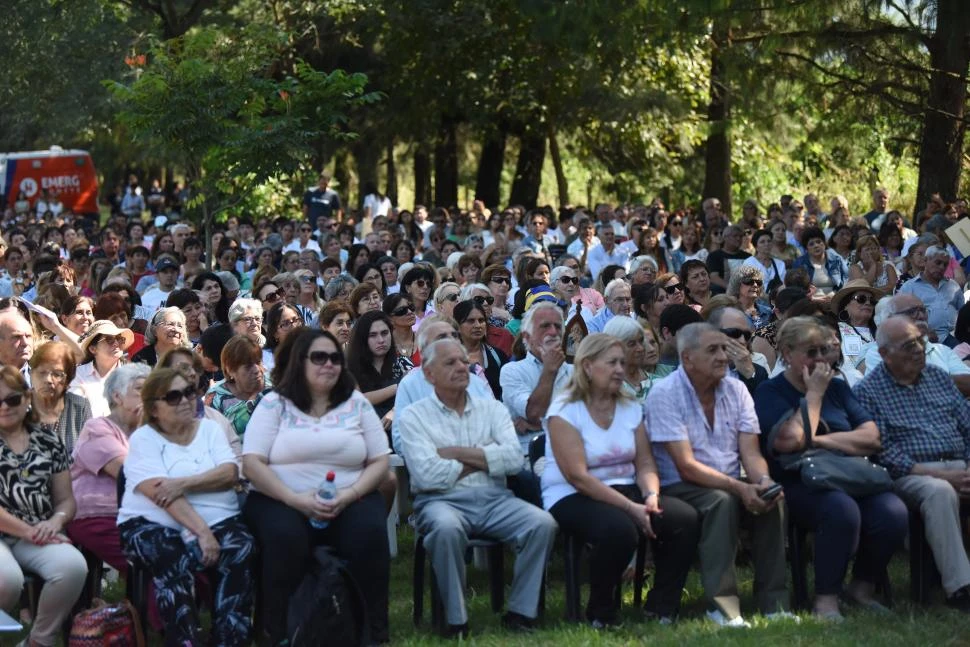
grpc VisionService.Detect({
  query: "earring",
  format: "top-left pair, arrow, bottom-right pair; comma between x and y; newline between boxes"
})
838,309 -> 849,322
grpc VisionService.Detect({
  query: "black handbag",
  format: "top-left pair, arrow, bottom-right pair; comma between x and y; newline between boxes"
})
766,398 -> 892,497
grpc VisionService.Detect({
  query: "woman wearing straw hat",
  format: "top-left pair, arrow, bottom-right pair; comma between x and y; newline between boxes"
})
69,320 -> 134,418
830,279 -> 882,370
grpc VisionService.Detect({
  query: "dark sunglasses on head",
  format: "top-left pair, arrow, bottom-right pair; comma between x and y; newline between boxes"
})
851,293 -> 875,306
721,327 -> 753,343
663,283 -> 684,294
307,350 -> 343,366
489,276 -> 511,285
0,393 -> 25,408
391,304 -> 416,317
741,277 -> 763,287
156,385 -> 197,406
473,295 -> 495,306
559,276 -> 579,284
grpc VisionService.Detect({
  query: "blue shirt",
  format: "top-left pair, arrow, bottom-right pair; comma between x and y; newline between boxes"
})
791,248 -> 849,292
898,274 -> 964,342
854,363 -> 970,478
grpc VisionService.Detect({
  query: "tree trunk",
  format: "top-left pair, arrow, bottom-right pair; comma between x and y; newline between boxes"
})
332,150 -> 351,221
475,127 -> 506,209
915,0 -> 970,214
434,119 -> 459,208
548,125 -> 569,207
414,147 -> 432,208
385,140 -> 398,207
702,19 -> 732,220
508,130 -> 545,209
353,141 -> 380,210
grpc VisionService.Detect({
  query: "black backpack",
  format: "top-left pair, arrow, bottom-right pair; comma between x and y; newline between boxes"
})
287,547 -> 369,647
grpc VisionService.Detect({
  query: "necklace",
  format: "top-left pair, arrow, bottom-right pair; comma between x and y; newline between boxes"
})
0,430 -> 31,479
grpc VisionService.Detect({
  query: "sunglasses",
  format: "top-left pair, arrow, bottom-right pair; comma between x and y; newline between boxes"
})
896,305 -> 927,318
721,327 -> 753,343
261,290 -> 281,302
473,295 -> 495,306
441,293 -> 459,303
300,276 -> 315,284
740,278 -> 763,287
307,350 -> 343,366
559,276 -> 579,284
391,304 -> 416,317
851,293 -> 875,306
663,283 -> 684,294
155,385 -> 197,406
670,220 -> 683,226
801,344 -> 836,360
0,393 -> 25,408
489,276 -> 511,285
411,279 -> 430,288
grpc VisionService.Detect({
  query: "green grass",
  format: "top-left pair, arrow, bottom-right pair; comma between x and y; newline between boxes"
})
19,526 -> 970,645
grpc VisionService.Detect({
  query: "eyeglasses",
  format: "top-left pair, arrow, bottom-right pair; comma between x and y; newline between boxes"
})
721,327 -> 753,343
663,283 -> 684,294
155,385 -> 197,406
489,276 -> 511,285
896,305 -> 927,318
893,337 -> 926,353
851,293 -> 875,306
279,317 -> 302,330
441,293 -> 459,303
800,344 -> 836,359
238,316 -> 262,325
0,393 -> 25,408
261,290 -> 281,303
473,295 -> 495,306
559,276 -> 579,284
391,304 -> 415,317
97,335 -> 126,346
300,276 -> 315,284
740,278 -> 763,287
411,279 -> 430,288
307,350 -> 343,366
157,320 -> 184,329
34,369 -> 67,382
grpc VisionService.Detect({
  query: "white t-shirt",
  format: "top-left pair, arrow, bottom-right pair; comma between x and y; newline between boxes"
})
540,395 -> 642,510
243,390 -> 390,493
118,419 -> 239,528
141,285 -> 175,312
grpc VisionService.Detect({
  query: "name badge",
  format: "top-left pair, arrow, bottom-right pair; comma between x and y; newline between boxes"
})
842,333 -> 863,356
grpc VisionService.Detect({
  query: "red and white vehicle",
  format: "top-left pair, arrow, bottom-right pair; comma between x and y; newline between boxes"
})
1,146 -> 100,215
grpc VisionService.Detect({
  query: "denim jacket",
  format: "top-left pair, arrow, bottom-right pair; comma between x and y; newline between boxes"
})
792,249 -> 849,291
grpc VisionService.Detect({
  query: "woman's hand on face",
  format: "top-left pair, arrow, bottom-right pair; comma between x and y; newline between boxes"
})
802,362 -> 833,395
197,529 -> 221,567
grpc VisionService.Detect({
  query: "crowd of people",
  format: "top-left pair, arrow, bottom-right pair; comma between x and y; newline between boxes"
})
0,177 -> 969,645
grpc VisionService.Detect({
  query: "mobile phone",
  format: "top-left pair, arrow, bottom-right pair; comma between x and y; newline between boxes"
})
759,483 -> 783,502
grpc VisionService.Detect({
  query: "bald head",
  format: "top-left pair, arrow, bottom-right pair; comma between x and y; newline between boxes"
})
877,315 -> 926,383
0,312 -> 33,369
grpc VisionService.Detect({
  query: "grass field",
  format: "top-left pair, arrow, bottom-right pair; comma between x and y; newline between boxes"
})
15,525 -> 970,646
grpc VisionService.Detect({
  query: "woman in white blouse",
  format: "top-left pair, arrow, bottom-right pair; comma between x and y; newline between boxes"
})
543,334 -> 699,627
70,320 -> 134,418
242,328 -> 391,644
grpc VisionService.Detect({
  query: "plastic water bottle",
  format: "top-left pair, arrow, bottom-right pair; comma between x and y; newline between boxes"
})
309,471 -> 337,529
180,528 -> 204,569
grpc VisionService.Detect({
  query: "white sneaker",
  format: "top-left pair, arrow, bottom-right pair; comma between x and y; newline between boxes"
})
765,611 -> 801,623
706,609 -> 751,628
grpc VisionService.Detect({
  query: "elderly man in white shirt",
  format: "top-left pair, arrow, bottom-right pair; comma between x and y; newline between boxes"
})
500,303 -> 573,452
399,338 -> 558,638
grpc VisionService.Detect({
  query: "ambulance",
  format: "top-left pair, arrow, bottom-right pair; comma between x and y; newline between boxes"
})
0,146 -> 100,215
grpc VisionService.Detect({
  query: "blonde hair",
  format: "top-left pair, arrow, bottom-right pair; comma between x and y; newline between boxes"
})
560,333 -> 632,404
775,316 -> 829,354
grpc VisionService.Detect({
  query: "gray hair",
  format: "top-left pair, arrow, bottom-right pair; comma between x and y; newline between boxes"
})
433,282 -> 460,306
726,264 -> 764,298
521,301 -> 563,340
676,322 -> 720,356
104,363 -> 151,409
422,337 -> 467,369
145,307 -> 187,345
169,223 -> 190,234
874,294 -> 900,327
875,315 -> 912,348
416,314 -> 459,352
549,265 -> 576,285
324,274 -> 359,301
604,278 -> 629,301
553,253 -> 581,268
459,282 -> 489,301
629,255 -> 658,274
602,315 -> 645,343
215,271 -> 239,292
924,244 -> 950,259
706,306 -> 745,328
228,298 -> 262,323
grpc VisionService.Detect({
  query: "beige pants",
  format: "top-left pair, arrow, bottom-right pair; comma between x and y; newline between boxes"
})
0,537 -> 87,646
894,460 -> 970,595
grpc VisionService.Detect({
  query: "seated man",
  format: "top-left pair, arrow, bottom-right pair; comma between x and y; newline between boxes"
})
706,305 -> 770,394
583,279 -> 633,333
646,322 -> 789,627
860,293 -> 970,396
854,316 -> 970,611
399,338 -> 558,637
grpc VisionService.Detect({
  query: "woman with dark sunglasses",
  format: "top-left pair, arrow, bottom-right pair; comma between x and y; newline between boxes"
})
0,366 -> 88,647
118,367 -> 254,646
243,329 -> 391,644
727,265 -> 773,331
655,273 -> 685,306
830,280 -> 881,371
400,265 -> 436,333
382,293 -> 420,368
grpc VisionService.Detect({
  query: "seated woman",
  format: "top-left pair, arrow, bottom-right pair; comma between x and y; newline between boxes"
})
830,280 -> 880,371
453,300 -> 509,399
70,320 -> 135,418
68,363 -> 151,572
262,301 -> 304,373
848,235 -> 897,293
30,341 -> 91,454
0,364 -> 89,647
754,317 -> 907,622
118,368 -> 254,647
602,316 -> 673,400
791,227 -> 850,300
726,265 -> 773,331
243,329 -> 391,644
543,335 -> 698,626
132,307 -> 189,366
346,310 -> 407,432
